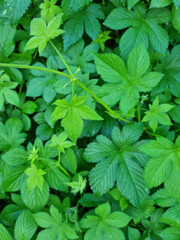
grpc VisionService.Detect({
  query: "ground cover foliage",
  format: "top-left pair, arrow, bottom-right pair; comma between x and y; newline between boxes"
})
0,0 -> 180,239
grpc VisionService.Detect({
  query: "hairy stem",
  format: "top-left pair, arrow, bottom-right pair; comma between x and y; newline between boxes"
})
0,63 -> 71,79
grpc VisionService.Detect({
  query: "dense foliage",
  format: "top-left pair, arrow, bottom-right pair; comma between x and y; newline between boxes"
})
0,0 -> 180,239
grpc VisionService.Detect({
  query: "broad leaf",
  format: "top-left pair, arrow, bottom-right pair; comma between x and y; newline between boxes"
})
14,210 -> 37,240
80,202 -> 131,240
84,123 -> 148,207
51,96 -> 103,143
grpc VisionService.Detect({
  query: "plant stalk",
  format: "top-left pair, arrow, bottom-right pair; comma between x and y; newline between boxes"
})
0,63 -> 71,79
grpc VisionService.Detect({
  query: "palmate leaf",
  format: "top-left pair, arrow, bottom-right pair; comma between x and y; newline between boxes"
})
25,14 -> 64,54
84,123 -> 148,207
104,2 -> 171,58
33,205 -> 78,240
51,96 -> 103,143
80,202 -> 131,240
94,45 -> 163,113
142,97 -> 174,132
63,4 -> 104,49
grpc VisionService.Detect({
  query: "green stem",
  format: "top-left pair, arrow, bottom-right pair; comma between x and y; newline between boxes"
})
72,80 -> 75,98
49,40 -> 73,77
58,164 -> 71,179
144,128 -> 163,138
0,63 -> 71,79
137,101 -> 141,122
76,79 -> 131,123
56,151 -> 71,178
102,0 -> 105,6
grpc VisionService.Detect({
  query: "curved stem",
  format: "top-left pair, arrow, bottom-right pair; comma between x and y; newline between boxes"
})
0,63 -> 71,79
49,40 -> 73,77
76,79 -> 131,123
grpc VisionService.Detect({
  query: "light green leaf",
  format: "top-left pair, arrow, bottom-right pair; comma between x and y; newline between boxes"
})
14,210 -> 37,240
25,164 -> 46,191
52,96 -> 102,143
25,14 -> 64,54
0,223 -> 12,240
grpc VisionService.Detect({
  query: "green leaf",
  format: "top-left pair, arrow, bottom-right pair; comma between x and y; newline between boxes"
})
61,148 -> 77,174
127,0 -> 140,9
151,188 -> 178,207
160,227 -> 180,240
94,48 -> 163,113
140,137 -> 180,188
63,4 -> 104,49
104,3 -> 170,58
25,164 -> 46,191
0,223 -> 12,240
84,123 -> 147,207
40,0 -> 62,23
0,118 -> 27,151
150,0 -> 172,8
0,25 -> 16,57
45,160 -> 70,192
22,101 -> 37,114
172,5 -> 180,33
127,44 -> 150,76
51,96 -> 102,143
128,226 -> 141,240
104,7 -> 134,30
21,180 -> 49,211
14,210 -> 37,240
142,97 -> 174,132
34,205 -> 78,240
80,203 -> 131,240
161,204 -> 180,230
25,14 -> 64,54
2,148 -> 28,166
3,0 -> 31,23
89,157 -> 118,195
3,166 -> 27,192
